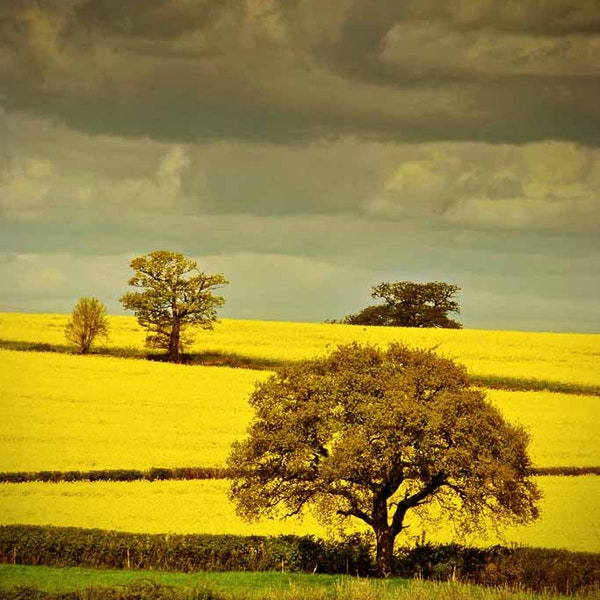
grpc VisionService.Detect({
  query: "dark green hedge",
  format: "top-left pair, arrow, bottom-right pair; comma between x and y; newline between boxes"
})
0,467 -> 231,484
529,466 -> 600,476
0,526 -> 371,576
1,526 -> 599,594
1,466 -> 598,484
395,543 -> 600,595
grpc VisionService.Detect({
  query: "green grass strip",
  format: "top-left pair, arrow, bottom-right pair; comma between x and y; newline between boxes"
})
0,565 -> 582,600
0,564 -> 354,595
471,374 -> 600,396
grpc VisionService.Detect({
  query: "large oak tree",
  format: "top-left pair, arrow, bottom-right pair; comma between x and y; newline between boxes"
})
228,343 -> 540,577
120,251 -> 228,363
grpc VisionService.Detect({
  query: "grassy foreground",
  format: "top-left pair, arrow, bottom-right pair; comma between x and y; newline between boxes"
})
0,565 -> 591,600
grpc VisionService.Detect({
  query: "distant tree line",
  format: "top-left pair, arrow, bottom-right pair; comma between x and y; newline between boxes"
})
65,252 -> 462,362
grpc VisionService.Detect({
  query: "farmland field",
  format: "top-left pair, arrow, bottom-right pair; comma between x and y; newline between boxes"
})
0,349 -> 269,471
0,312 -> 599,565
1,348 -> 598,472
485,390 -> 599,468
0,477 -> 598,552
1,313 -> 599,388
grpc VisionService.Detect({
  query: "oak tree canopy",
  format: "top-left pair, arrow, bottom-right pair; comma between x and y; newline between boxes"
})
228,343 -> 540,577
342,281 -> 462,328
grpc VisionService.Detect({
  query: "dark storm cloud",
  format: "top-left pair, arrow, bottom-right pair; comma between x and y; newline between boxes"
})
1,0 -> 598,145
71,0 -> 239,40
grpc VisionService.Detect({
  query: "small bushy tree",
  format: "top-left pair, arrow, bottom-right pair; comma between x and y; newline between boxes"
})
228,343 -> 540,577
65,297 -> 109,354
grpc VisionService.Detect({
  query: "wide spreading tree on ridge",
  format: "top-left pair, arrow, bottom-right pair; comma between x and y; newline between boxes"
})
228,343 -> 540,577
341,281 -> 462,328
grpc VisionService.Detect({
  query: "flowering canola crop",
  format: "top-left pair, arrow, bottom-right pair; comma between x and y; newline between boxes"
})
0,478 -> 597,552
0,349 -> 268,471
1,313 -> 598,387
1,348 -> 598,472
1,313 -> 599,552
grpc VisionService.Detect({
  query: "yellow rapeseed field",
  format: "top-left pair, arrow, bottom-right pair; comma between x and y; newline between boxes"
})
1,312 -> 598,387
1,349 -> 598,472
0,477 -> 597,552
0,349 -> 269,471
1,312 -> 599,555
486,390 -> 599,468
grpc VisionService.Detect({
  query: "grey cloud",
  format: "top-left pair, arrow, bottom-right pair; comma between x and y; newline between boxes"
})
0,0 -> 598,145
70,0 -> 241,41
393,0 -> 600,36
2,109 -> 598,233
0,251 -> 132,313
361,141 -> 600,234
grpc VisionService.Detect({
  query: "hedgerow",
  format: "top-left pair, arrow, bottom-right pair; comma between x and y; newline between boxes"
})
0,467 -> 231,484
1,526 -> 598,595
0,466 -> 597,484
0,526 -> 372,575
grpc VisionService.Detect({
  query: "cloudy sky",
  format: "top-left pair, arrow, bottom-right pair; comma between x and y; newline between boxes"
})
1,0 -> 599,332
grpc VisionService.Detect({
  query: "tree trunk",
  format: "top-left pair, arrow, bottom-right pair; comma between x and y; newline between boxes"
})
375,528 -> 396,578
168,320 -> 181,363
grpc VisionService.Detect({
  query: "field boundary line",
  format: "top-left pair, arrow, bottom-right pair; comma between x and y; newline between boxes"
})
1,465 -> 599,484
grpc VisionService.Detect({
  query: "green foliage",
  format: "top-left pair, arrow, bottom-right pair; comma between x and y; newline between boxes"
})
120,251 -> 228,363
228,343 -> 540,576
395,544 -> 600,594
64,297 -> 109,354
0,526 -> 372,576
342,282 -> 462,328
1,526 -> 599,595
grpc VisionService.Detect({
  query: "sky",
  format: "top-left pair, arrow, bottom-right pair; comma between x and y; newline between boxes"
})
1,0 -> 599,332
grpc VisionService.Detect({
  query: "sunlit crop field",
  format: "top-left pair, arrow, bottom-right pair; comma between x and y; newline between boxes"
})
0,477 -> 598,553
1,313 -> 599,559
1,313 -> 598,388
1,349 -> 598,472
486,390 -> 599,468
0,349 -> 269,471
